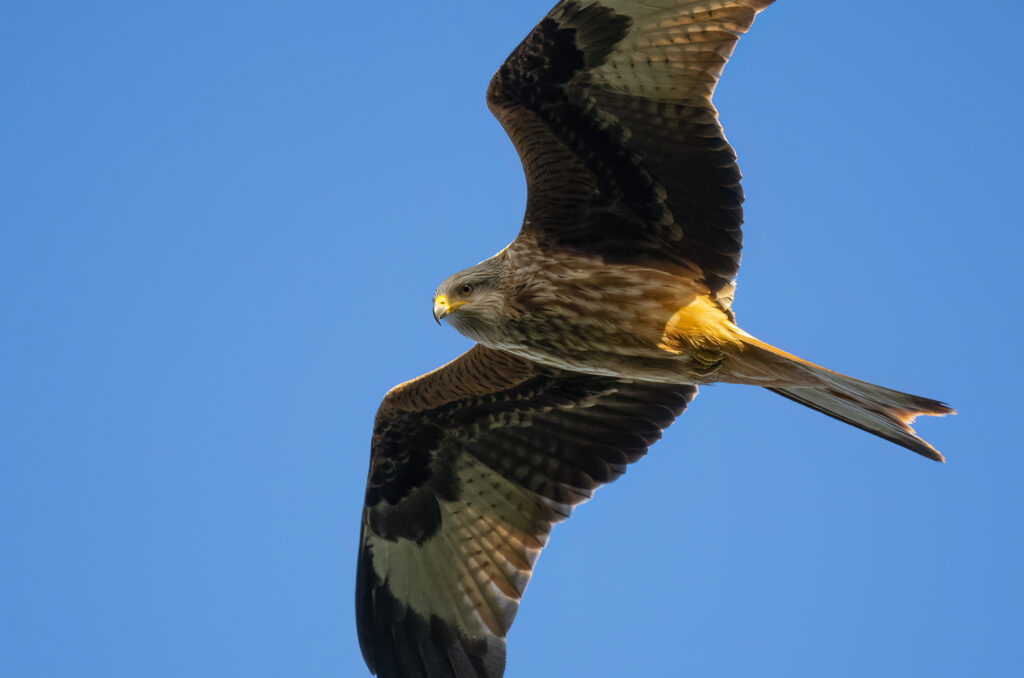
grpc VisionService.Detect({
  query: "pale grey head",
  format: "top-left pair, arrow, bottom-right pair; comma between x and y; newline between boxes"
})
432,255 -> 512,345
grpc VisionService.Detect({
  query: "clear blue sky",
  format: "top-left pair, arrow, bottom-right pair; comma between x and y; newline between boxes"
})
3,1 -> 1022,676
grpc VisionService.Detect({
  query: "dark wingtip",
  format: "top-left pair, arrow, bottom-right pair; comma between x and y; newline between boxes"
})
356,536 -> 506,678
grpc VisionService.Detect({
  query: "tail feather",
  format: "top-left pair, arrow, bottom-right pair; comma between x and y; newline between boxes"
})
732,335 -> 954,461
767,382 -> 952,461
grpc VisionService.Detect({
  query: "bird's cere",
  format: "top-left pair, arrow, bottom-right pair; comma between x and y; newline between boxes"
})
433,294 -> 465,324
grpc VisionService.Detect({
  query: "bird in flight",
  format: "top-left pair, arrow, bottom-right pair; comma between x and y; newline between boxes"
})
356,1 -> 952,676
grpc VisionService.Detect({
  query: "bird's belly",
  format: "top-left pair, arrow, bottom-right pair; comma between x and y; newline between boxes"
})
491,292 -> 742,383
493,341 -> 705,383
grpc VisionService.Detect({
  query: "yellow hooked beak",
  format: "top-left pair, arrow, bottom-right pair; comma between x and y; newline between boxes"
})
433,294 -> 467,324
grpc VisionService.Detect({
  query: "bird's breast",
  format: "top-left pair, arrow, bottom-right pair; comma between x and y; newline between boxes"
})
487,256 -> 736,380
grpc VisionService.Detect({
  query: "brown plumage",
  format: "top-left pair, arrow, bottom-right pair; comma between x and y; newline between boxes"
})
357,2 -> 952,677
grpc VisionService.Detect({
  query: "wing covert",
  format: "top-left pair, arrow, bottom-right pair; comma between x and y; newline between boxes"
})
356,345 -> 697,677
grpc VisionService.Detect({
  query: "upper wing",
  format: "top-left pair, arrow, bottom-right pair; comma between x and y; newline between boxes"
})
357,345 -> 697,678
489,0 -> 774,309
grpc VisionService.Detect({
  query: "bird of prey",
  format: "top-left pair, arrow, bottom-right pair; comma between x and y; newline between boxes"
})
356,1 -> 952,676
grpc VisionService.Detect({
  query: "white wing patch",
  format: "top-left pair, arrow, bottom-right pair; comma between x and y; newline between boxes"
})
367,452 -> 554,642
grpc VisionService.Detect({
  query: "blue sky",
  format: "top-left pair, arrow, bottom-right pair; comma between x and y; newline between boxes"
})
3,1 -> 1022,676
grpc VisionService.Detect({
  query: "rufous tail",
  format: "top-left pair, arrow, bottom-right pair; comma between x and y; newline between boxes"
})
732,334 -> 954,461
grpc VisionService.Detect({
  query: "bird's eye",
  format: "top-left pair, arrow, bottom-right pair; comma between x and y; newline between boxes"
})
459,283 -> 474,295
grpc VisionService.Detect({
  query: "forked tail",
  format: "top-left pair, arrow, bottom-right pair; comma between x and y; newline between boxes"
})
734,335 -> 954,461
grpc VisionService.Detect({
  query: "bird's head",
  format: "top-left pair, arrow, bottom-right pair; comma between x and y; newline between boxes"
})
432,256 -> 508,339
